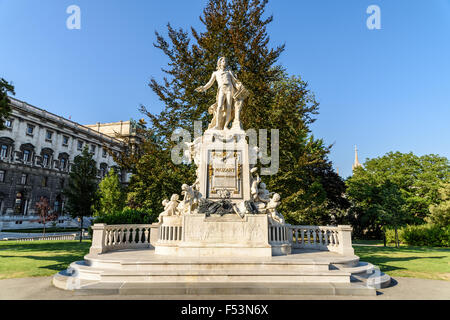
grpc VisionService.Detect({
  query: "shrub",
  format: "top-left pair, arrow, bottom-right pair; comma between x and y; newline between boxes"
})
385,224 -> 450,247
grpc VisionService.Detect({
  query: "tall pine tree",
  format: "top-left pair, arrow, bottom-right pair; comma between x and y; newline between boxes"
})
121,0 -> 348,223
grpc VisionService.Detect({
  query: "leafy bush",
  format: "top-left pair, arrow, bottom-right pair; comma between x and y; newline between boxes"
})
385,224 -> 450,247
93,208 -> 158,225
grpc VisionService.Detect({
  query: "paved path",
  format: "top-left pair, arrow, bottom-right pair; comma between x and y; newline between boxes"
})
0,276 -> 449,300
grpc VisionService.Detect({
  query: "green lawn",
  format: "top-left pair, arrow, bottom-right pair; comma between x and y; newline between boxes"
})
0,240 -> 91,280
354,245 -> 450,281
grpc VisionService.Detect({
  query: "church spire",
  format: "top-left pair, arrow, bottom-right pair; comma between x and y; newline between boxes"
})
352,145 -> 362,171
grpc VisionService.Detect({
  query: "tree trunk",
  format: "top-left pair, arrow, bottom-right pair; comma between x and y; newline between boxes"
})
394,227 -> 399,248
79,216 -> 83,243
383,232 -> 386,247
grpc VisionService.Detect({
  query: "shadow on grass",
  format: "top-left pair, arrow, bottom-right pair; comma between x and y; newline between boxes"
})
1,253 -> 87,272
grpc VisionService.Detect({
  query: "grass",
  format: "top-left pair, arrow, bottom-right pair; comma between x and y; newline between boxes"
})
354,244 -> 450,281
2,228 -> 80,233
0,240 -> 91,280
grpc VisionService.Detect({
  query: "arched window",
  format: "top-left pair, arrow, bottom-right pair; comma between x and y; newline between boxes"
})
58,153 -> 69,171
54,194 -> 63,215
20,143 -> 35,163
14,191 -> 24,214
99,163 -> 108,178
0,137 -> 14,159
40,148 -> 54,168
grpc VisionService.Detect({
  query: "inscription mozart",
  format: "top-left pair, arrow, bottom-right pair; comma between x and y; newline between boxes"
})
207,150 -> 243,198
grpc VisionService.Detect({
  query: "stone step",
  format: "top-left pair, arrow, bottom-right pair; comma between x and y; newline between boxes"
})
75,281 -> 376,296
352,272 -> 392,289
339,262 -> 375,274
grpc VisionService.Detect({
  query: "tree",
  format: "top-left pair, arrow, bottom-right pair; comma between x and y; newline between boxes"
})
427,182 -> 450,227
119,0 -> 346,222
64,147 -> 99,242
346,152 -> 450,239
35,197 -> 57,237
96,168 -> 126,215
377,180 -> 409,248
0,78 -> 15,130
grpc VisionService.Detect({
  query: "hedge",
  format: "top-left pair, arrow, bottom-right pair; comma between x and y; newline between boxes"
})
385,224 -> 450,247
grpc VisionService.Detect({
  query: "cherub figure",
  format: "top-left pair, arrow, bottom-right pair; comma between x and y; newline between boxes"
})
158,195 -> 180,222
266,193 -> 285,224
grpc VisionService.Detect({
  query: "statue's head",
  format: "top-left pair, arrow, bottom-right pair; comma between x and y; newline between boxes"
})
217,57 -> 226,70
181,184 -> 189,190
272,193 -> 281,201
170,194 -> 179,201
260,182 -> 266,189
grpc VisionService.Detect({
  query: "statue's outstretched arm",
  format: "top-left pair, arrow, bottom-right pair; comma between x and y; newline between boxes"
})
195,73 -> 216,93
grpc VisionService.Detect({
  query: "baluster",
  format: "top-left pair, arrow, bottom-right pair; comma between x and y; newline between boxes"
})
312,229 -> 317,245
300,229 -> 305,245
132,228 -> 137,243
117,229 -> 122,245
113,229 -> 117,245
138,228 -> 143,243
294,229 -> 298,244
126,228 -> 131,244
318,229 -> 323,245
144,227 -> 149,243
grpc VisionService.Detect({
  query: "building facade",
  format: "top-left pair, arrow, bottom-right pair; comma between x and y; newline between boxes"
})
0,97 -> 126,230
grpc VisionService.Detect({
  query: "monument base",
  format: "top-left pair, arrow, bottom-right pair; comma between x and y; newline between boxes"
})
155,214 -> 274,258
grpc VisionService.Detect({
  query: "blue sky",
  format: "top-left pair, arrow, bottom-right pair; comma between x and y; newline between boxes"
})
1,0 -> 449,178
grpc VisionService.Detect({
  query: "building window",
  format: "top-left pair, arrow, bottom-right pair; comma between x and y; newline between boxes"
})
90,145 -> 96,154
42,154 -> 50,167
0,170 -> 5,182
60,157 -> 66,170
99,163 -> 108,178
42,176 -> 48,187
23,150 -> 31,162
77,140 -> 83,150
102,148 -> 107,158
0,145 -> 8,158
20,174 -> 27,185
62,136 -> 69,146
26,124 -> 34,136
46,131 -> 53,141
5,119 -> 12,128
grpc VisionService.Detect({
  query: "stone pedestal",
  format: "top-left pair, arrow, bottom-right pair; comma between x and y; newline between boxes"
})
155,214 -> 272,257
198,129 -> 251,203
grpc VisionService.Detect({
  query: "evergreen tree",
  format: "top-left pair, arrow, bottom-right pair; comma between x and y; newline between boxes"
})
120,0 -> 347,222
0,78 -> 15,130
96,168 -> 126,215
64,147 -> 99,242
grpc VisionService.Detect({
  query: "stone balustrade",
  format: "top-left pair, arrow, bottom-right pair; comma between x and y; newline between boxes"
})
90,223 -> 160,254
268,224 -> 288,243
287,225 -> 354,255
89,222 -> 354,256
159,225 -> 183,243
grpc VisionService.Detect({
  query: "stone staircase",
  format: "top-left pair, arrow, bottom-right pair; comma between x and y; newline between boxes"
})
53,249 -> 391,296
